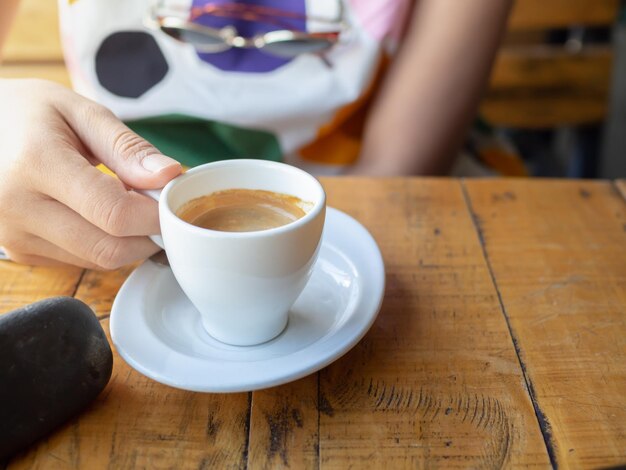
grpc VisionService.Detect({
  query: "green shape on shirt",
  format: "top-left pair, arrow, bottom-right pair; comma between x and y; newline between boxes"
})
125,114 -> 282,167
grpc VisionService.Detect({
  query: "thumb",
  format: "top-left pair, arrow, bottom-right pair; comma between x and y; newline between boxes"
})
58,96 -> 182,189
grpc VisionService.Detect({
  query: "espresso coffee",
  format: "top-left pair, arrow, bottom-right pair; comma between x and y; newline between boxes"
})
176,189 -> 311,232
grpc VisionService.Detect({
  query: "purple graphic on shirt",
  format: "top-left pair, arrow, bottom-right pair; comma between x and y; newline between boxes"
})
190,0 -> 307,73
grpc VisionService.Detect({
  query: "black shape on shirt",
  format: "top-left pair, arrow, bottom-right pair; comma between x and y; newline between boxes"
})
95,31 -> 169,98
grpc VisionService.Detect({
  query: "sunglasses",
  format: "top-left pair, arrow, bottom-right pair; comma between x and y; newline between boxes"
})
145,2 -> 346,59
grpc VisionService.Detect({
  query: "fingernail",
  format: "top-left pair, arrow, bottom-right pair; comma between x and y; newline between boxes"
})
141,154 -> 180,173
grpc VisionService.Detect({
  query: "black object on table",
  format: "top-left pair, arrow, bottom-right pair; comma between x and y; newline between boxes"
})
0,297 -> 113,460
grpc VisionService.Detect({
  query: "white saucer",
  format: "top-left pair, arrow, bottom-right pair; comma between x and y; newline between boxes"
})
110,207 -> 385,393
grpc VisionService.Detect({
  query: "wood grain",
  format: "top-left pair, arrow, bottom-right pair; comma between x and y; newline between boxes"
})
463,179 -> 626,468
508,0 -> 620,31
6,179 -> 625,468
2,0 -> 62,63
8,267 -> 251,470
3,179 -> 552,468
248,376 -> 319,469
0,262 -> 82,467
316,179 -> 550,468
0,263 -> 83,313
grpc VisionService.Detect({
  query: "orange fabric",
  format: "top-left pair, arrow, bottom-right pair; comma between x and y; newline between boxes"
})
478,146 -> 528,177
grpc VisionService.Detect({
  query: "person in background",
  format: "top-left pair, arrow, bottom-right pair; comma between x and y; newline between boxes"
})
0,0 -> 512,269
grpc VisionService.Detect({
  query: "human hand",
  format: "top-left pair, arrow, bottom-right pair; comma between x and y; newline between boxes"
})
0,79 -> 182,269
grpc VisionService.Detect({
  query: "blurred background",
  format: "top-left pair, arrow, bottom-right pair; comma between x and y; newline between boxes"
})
1,0 -> 625,178
479,0 -> 626,179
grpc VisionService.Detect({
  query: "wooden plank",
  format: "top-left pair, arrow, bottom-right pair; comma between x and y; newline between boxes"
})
8,267 -> 251,469
316,179 -> 550,468
489,46 -> 612,92
0,63 -> 71,88
3,0 -> 63,62
0,261 -> 81,466
508,0 -> 619,31
248,376 -> 319,469
484,45 -> 612,128
6,179 -> 579,468
463,179 -> 626,468
616,180 -> 626,200
0,263 -> 83,314
480,94 -> 607,128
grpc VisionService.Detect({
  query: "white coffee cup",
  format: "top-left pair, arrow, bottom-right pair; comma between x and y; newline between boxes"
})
141,159 -> 326,346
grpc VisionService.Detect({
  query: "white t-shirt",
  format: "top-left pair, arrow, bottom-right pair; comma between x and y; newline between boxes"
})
59,0 -> 409,171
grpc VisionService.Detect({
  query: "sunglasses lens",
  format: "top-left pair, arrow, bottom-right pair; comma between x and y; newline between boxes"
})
161,26 -> 229,52
262,38 -> 334,58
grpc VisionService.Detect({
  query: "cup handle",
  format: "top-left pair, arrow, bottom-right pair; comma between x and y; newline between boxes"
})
136,188 -> 165,249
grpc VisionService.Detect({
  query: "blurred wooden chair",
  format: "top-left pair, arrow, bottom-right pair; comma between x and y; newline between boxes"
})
479,0 -> 622,177
482,0 -> 619,129
0,0 -> 69,86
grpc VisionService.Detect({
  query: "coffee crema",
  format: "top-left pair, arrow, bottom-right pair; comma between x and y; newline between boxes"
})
176,189 -> 311,232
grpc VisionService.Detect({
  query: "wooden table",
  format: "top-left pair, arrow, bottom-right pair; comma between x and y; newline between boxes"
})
1,178 -> 625,469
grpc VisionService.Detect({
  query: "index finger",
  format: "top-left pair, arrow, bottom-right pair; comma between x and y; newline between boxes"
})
34,148 -> 161,237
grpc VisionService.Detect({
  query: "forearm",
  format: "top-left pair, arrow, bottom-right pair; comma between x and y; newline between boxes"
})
352,0 -> 513,176
0,0 -> 21,62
